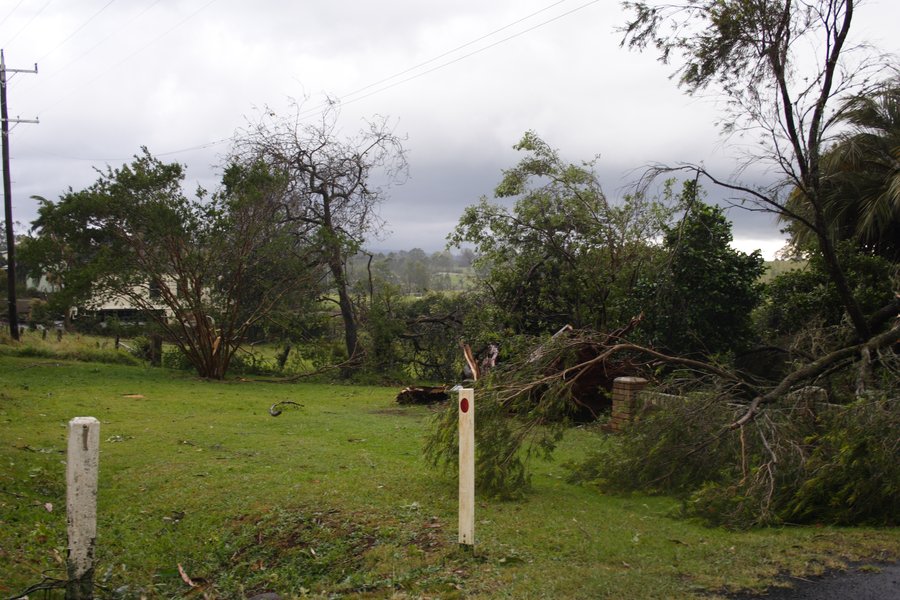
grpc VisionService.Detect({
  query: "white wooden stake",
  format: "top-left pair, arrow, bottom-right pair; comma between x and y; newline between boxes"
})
66,417 -> 100,600
458,388 -> 475,547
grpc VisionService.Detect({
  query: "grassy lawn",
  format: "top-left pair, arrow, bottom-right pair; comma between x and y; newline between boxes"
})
1,356 -> 897,599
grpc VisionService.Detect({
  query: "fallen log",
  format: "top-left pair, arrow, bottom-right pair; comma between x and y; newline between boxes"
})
396,386 -> 449,405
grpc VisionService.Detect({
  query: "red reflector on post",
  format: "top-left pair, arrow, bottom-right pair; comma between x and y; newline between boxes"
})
460,398 -> 469,413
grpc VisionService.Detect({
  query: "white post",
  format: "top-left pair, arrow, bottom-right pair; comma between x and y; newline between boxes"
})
66,417 -> 100,600
458,388 -> 475,548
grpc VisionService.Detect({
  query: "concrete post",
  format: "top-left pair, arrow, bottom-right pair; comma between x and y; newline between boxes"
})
458,388 -> 475,548
66,417 -> 100,600
610,377 -> 648,432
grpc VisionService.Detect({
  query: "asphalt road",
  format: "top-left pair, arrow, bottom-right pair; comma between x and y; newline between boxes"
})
730,563 -> 900,600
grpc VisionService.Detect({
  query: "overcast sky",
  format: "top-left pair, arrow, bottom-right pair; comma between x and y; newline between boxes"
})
2,0 -> 898,258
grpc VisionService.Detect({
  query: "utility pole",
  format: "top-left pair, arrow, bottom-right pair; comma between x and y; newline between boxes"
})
1,49 -> 38,340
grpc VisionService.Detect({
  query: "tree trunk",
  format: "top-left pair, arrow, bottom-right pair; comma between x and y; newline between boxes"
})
328,253 -> 359,368
812,203 -> 871,341
149,334 -> 162,367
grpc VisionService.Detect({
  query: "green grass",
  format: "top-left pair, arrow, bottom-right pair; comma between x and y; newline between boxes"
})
1,356 -> 897,599
761,259 -> 806,283
0,329 -> 143,366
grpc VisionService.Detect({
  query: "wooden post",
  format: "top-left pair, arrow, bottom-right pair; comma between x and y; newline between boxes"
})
458,388 -> 475,548
149,334 -> 162,367
66,417 -> 100,600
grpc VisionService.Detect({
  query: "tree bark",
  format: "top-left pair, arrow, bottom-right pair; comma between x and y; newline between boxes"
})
328,250 -> 359,367
812,211 -> 871,340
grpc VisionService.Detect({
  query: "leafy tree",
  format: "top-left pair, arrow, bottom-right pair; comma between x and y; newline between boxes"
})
235,100 -> 407,369
782,78 -> 900,261
622,0 -> 895,341
27,150 -> 318,379
637,182 -> 765,356
450,131 -> 669,335
761,241 -> 895,336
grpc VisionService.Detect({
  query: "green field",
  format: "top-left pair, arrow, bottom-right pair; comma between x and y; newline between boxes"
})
1,356 -> 897,599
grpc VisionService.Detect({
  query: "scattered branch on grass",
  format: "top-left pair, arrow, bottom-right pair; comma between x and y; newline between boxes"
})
4,574 -> 67,600
269,400 -> 304,416
178,563 -> 198,588
0,487 -> 27,499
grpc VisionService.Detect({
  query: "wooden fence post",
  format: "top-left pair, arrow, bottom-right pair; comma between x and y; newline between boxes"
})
66,417 -> 100,600
458,388 -> 475,548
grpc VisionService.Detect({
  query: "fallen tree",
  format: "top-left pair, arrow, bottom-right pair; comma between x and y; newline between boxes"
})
395,386 -> 449,405
425,303 -> 900,518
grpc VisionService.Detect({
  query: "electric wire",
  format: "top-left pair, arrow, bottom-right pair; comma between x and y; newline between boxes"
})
35,0 -> 117,65
343,0 -> 570,100
35,135 -> 230,162
34,0 -> 218,118
5,0 -> 54,46
0,0 -> 27,29
297,0 -> 601,119
31,0 -> 163,88
30,0 -> 598,163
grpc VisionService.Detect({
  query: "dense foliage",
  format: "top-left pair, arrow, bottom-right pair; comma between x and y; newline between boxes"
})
636,182 -> 765,356
569,390 -> 900,528
450,131 -> 669,336
760,242 -> 896,336
25,150 -> 318,379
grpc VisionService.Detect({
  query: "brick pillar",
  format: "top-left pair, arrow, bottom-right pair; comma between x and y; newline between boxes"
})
610,377 -> 648,432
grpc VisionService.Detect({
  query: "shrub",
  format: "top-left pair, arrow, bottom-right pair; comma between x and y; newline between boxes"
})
567,394 -> 742,495
759,242 -> 896,336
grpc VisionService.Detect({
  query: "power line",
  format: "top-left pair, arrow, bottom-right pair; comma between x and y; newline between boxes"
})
35,0 -> 216,118
31,0 -> 163,89
35,136 -> 232,162
343,0 -> 571,100
35,0 -> 118,65
5,0 -> 54,46
34,0 -> 599,163
298,0 -> 601,119
74,0 -> 220,84
168,0 -> 599,157
0,0 -> 27,29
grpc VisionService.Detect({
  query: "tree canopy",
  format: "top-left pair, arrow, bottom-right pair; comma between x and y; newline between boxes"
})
234,101 -> 407,368
27,150 -> 319,379
622,0 -> 895,341
636,181 -> 765,356
782,78 -> 900,260
450,131 -> 669,336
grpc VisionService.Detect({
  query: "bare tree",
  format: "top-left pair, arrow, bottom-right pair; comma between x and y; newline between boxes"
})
236,100 -> 407,368
622,0 -> 896,341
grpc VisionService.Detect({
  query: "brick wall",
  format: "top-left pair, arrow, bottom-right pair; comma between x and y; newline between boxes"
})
609,377 -> 648,432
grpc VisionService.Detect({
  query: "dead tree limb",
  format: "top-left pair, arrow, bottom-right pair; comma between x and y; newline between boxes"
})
730,322 -> 900,429
461,342 -> 479,381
